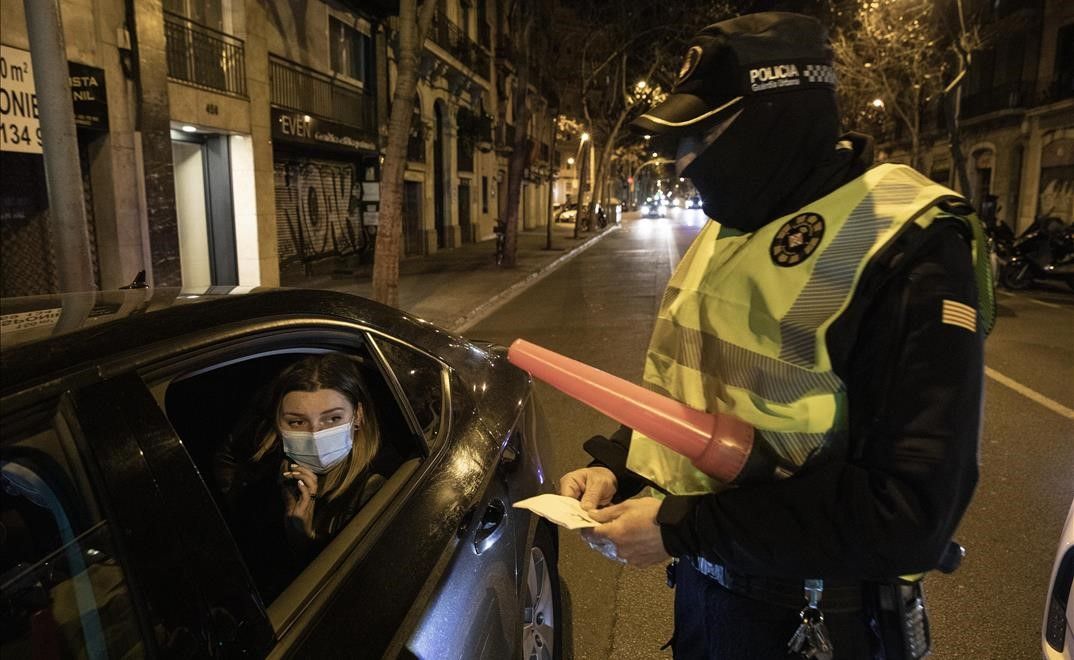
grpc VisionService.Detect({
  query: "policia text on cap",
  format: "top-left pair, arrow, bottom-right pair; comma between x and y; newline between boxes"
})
557,12 -> 995,660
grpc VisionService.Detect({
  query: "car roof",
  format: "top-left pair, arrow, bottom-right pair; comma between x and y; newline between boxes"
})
0,288 -> 462,399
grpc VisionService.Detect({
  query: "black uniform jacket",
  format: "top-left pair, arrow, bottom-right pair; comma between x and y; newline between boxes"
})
590,157 -> 986,582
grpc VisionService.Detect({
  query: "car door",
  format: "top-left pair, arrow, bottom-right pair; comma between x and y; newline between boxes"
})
369,336 -> 524,659
128,326 -> 473,658
1,375 -> 272,659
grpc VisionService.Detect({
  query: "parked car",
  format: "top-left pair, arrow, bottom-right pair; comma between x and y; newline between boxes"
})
554,203 -> 578,223
0,288 -> 561,659
1044,498 -> 1074,659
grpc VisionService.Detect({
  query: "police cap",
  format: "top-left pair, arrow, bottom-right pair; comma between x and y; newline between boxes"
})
631,12 -> 836,136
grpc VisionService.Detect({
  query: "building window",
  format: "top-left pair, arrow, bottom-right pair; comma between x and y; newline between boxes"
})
482,176 -> 489,213
1056,24 -> 1074,100
330,16 -> 371,84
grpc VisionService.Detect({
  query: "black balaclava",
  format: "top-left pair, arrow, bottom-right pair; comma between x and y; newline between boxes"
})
679,88 -> 840,233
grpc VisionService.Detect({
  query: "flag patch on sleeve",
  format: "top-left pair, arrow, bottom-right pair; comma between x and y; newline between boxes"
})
942,299 -> 977,332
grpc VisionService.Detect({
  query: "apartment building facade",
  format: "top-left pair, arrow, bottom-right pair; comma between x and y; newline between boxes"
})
0,0 -> 555,296
878,0 -> 1073,235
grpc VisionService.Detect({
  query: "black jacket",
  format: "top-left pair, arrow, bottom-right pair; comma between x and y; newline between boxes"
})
590,152 -> 985,581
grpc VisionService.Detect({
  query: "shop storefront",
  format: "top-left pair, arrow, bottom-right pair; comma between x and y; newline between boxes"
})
268,50 -> 380,283
0,45 -> 109,296
271,108 -> 379,282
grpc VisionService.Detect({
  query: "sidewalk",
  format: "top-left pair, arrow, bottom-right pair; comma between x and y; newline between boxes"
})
288,220 -> 622,332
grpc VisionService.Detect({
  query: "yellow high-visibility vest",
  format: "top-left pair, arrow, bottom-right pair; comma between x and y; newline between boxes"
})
627,164 -> 995,495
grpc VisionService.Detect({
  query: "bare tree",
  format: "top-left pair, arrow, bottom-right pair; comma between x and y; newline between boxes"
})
831,0 -> 982,180
372,0 -> 438,307
560,2 -> 732,226
499,0 -> 537,268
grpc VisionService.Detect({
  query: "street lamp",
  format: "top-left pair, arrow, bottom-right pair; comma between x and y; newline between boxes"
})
580,132 -> 590,143
872,98 -> 885,108
567,156 -> 575,166
635,80 -> 648,90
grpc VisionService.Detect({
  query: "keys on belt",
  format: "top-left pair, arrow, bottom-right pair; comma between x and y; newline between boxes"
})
787,579 -> 834,660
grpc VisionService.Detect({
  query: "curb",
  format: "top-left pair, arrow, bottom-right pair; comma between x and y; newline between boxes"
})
450,225 -> 622,334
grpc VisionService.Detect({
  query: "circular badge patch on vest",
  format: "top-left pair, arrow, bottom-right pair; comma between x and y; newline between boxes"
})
770,213 -> 825,267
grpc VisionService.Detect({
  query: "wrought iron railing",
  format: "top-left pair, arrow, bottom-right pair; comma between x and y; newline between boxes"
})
164,11 -> 246,97
429,13 -> 490,80
269,56 -> 376,137
961,80 -> 1035,118
1039,72 -> 1074,104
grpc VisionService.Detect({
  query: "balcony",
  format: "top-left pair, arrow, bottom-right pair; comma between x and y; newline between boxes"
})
495,123 -> 516,154
429,13 -> 490,81
270,56 -> 376,139
164,11 -> 246,97
1039,72 -> 1074,105
961,80 -> 1035,118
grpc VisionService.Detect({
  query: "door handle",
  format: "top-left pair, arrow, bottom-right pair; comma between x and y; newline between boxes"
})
473,498 -> 507,555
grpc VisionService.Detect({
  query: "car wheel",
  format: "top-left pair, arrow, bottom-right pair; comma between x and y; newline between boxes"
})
523,523 -> 561,660
1000,262 -> 1033,290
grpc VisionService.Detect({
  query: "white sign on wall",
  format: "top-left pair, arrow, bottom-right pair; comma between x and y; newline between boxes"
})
0,45 -> 43,154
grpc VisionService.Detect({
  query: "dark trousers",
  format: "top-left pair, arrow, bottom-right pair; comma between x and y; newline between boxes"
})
672,560 -> 876,659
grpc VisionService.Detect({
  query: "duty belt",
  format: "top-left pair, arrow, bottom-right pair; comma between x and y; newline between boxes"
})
691,557 -> 865,612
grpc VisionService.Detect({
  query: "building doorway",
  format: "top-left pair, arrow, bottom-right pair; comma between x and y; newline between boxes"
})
433,104 -> 446,249
403,181 -> 425,256
171,133 -> 238,288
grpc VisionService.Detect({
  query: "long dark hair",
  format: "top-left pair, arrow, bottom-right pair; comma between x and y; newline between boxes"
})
251,353 -> 380,503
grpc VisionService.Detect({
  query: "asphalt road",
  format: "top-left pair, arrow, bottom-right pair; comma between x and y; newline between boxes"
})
467,209 -> 1074,659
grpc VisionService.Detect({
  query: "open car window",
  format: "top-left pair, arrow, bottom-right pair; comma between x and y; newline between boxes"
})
159,342 -> 424,613
0,404 -> 145,659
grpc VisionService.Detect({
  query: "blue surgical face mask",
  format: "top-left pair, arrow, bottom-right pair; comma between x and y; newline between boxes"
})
279,421 -> 354,474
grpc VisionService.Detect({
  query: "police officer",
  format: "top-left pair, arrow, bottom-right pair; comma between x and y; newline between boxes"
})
558,12 -> 994,659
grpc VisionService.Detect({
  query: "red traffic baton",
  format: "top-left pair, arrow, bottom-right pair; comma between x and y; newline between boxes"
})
506,339 -> 755,483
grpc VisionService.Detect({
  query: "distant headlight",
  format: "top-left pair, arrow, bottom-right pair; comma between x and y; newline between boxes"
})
641,205 -> 651,214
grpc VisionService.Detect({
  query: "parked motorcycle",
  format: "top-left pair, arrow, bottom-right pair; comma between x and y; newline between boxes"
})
998,217 -> 1074,291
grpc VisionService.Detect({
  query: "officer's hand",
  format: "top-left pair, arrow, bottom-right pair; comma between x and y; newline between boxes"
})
587,497 -> 670,568
559,466 -> 617,511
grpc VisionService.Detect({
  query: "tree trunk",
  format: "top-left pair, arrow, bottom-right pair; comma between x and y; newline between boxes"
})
372,0 -> 437,307
502,7 -> 533,268
591,111 -> 630,219
545,111 -> 558,250
944,88 -> 973,199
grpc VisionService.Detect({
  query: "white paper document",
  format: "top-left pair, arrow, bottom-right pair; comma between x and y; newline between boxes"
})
513,494 -> 601,530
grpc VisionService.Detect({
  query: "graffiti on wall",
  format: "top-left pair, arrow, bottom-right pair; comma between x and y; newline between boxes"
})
1039,137 -> 1074,225
274,158 -> 370,265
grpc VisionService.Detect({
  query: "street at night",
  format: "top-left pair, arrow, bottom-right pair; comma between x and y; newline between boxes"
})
3,0 -> 1074,657
467,210 -> 1074,659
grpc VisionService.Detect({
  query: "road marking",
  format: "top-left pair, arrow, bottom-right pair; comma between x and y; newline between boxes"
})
666,224 -> 681,270
996,289 -> 1067,309
985,366 -> 1074,420
452,226 -> 621,333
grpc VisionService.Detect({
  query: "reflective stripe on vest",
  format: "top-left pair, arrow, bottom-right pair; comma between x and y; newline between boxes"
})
626,164 -> 994,496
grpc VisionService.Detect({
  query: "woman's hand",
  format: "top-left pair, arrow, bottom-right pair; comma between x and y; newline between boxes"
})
282,462 -> 319,539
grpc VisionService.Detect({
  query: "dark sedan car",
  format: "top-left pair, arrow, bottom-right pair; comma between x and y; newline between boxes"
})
0,289 -> 560,659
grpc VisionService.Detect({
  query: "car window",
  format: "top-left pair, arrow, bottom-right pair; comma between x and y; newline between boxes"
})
0,406 -> 145,659
369,336 -> 448,447
160,346 -> 422,607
